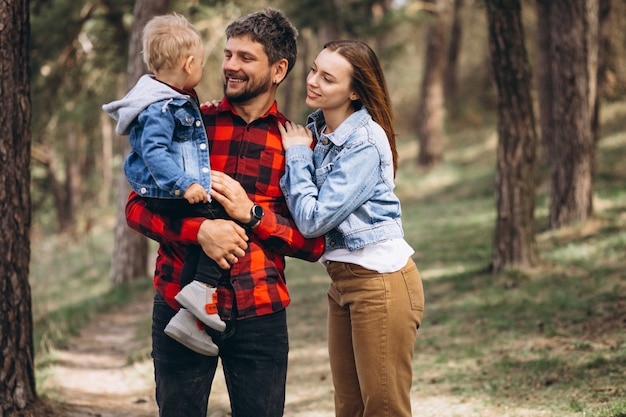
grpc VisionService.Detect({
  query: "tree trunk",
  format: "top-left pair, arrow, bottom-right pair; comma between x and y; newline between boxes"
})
486,0 -> 538,273
0,0 -> 37,414
41,148 -> 72,232
535,0 -> 554,163
548,0 -> 596,229
110,0 -> 169,285
592,0 -> 611,145
65,130 -> 81,232
100,112 -> 114,206
416,0 -> 447,169
444,0 -> 463,107
602,0 -> 625,98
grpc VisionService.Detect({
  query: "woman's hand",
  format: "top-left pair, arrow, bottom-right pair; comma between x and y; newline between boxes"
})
278,121 -> 313,150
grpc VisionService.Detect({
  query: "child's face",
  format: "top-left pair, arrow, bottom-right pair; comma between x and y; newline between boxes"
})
183,43 -> 205,90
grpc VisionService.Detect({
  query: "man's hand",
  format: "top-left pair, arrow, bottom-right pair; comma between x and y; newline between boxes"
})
197,219 -> 248,269
210,171 -> 255,223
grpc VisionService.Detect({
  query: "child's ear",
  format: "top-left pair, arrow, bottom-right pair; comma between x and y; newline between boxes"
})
183,55 -> 194,74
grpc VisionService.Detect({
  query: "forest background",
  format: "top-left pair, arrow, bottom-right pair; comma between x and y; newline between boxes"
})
1,0 -> 626,416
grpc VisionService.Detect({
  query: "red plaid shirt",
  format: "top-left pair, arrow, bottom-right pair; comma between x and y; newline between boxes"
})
125,98 -> 325,319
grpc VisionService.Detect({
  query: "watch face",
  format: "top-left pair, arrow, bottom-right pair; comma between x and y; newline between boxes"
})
253,204 -> 264,219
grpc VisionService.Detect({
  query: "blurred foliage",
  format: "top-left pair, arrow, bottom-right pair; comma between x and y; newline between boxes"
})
28,0 -> 626,235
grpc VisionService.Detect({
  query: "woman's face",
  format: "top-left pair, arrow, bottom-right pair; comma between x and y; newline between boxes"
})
305,48 -> 357,113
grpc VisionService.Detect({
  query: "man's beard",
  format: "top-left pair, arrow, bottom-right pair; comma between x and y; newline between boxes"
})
223,72 -> 272,103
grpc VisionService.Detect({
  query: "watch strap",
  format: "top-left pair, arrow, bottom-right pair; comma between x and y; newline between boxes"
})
243,204 -> 263,228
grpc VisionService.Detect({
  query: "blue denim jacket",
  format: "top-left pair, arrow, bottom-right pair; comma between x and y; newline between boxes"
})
280,107 -> 404,251
102,75 -> 211,199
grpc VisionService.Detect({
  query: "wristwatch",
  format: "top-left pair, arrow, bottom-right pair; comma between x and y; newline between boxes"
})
243,204 -> 264,228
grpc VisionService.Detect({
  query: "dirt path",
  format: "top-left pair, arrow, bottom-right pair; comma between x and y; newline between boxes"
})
39,292 -> 560,417
42,295 -> 158,417
40,292 -> 333,417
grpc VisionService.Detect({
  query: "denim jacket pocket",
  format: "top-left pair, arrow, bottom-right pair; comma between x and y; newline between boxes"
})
314,163 -> 333,188
173,109 -> 195,141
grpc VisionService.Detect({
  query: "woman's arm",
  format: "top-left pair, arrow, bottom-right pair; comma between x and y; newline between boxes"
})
281,141 -> 379,237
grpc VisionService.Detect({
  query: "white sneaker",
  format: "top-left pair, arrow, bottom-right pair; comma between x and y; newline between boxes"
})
175,280 -> 226,332
164,309 -> 219,356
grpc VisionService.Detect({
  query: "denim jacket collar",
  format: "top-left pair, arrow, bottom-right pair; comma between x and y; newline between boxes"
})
307,107 -> 370,147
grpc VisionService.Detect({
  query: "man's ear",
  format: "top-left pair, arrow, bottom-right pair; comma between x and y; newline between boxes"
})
272,58 -> 289,85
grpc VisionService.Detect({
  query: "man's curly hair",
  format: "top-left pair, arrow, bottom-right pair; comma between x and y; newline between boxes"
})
225,8 -> 298,75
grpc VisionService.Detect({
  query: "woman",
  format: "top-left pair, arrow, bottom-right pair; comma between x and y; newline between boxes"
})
278,40 -> 425,417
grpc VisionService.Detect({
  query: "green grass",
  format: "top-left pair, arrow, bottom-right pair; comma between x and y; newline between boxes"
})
29,100 -> 626,416
286,100 -> 626,416
30,230 -> 154,367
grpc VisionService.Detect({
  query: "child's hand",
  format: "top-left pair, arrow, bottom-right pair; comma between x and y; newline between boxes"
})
184,183 -> 209,204
200,99 -> 221,110
278,121 -> 313,150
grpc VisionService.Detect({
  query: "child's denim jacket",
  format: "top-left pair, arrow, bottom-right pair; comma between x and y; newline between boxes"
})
102,74 -> 211,199
281,107 -> 404,251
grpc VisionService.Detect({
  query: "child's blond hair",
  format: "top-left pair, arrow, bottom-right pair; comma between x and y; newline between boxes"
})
142,13 -> 202,73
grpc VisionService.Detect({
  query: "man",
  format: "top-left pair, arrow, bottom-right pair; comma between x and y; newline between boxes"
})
125,9 -> 325,417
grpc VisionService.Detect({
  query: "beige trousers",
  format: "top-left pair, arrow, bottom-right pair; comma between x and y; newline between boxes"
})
326,258 -> 424,417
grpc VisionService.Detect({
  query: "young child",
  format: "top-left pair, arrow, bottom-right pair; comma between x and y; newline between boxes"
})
103,13 -> 227,356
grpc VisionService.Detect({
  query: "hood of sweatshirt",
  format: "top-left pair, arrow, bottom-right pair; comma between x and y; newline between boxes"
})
102,74 -> 186,135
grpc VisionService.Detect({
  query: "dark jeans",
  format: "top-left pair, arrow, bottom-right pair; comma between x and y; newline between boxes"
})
144,197 -> 227,288
152,292 -> 289,417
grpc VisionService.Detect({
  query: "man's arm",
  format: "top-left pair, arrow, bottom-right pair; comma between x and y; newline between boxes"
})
210,172 -> 325,262
253,208 -> 325,262
125,191 -> 248,269
125,191 -> 203,245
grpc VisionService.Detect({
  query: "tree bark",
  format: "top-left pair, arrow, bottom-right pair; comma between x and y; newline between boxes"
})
592,0 -> 611,145
0,0 -> 37,414
444,0 -> 463,107
317,0 -> 340,45
548,0 -> 596,228
486,0 -> 538,273
535,0 -> 554,163
109,0 -> 169,285
40,147 -> 72,231
100,112 -> 114,206
65,130 -> 81,232
416,0 -> 448,169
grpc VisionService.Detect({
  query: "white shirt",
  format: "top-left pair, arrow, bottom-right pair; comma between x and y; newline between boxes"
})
319,238 -> 414,273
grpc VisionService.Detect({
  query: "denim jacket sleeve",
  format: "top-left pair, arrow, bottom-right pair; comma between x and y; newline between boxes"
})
280,139 -> 380,238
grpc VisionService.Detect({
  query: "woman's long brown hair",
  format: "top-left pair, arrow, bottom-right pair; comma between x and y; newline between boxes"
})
323,40 -> 398,176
